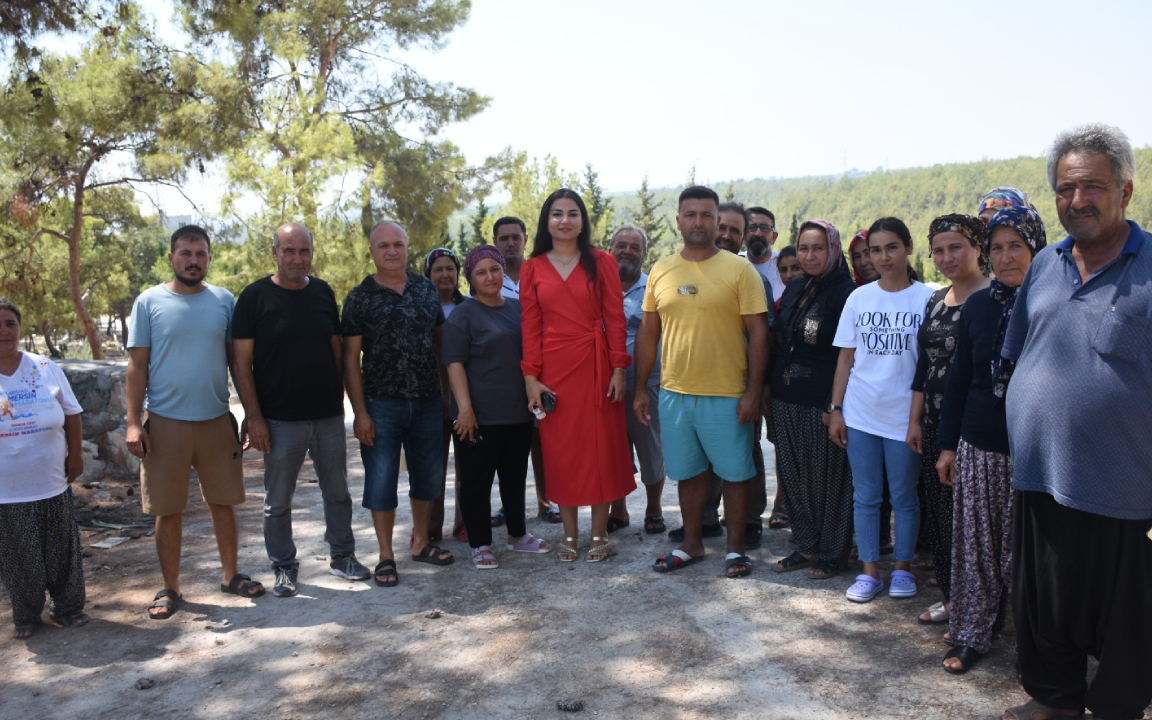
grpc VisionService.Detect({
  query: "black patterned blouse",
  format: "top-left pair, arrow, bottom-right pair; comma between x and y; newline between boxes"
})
911,286 -> 963,429
341,271 -> 445,400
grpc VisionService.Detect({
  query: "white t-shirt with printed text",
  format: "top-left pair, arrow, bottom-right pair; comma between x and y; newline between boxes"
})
0,352 -> 83,503
833,280 -> 934,441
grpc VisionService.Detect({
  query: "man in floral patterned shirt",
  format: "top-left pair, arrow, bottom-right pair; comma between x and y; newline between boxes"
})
342,221 -> 453,587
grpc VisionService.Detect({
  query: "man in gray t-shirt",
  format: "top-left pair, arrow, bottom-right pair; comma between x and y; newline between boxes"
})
126,225 -> 264,620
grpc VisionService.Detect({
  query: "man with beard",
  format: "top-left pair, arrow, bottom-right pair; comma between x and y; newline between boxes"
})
744,206 -> 786,303
492,216 -> 561,523
635,186 -> 768,578
232,222 -> 369,598
999,123 -> 1152,720
668,201 -> 775,547
127,225 -> 264,620
606,225 -> 667,535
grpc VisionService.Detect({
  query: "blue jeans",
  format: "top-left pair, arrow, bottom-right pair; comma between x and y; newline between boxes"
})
361,397 -> 443,512
846,427 -> 921,563
262,416 -> 353,569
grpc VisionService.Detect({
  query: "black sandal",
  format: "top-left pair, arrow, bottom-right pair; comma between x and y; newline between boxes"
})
606,517 -> 630,533
767,506 -> 789,529
772,550 -> 814,573
221,573 -> 265,598
147,589 -> 181,620
50,608 -> 90,627
374,559 -> 399,587
943,645 -> 985,674
807,560 -> 839,580
643,515 -> 666,534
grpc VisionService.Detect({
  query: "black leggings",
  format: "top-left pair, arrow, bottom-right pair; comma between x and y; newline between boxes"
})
455,422 -> 533,549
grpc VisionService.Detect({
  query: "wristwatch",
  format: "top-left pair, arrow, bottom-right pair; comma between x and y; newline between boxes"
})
826,403 -> 843,413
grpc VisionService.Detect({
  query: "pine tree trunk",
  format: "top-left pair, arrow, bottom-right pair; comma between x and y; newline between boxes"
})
69,179 -> 103,360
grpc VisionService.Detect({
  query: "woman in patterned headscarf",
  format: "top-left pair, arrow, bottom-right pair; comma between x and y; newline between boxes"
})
976,186 -> 1034,222
935,206 -> 1046,674
847,230 -> 879,285
769,220 -> 858,580
423,248 -> 468,543
907,214 -> 989,627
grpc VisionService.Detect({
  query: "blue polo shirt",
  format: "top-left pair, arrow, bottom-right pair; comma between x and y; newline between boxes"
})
1003,220 -> 1152,519
624,273 -> 661,392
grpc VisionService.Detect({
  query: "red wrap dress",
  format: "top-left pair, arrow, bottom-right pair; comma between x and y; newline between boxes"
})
520,249 -> 636,506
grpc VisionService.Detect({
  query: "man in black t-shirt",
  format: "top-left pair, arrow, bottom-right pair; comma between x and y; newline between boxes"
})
233,222 -> 369,598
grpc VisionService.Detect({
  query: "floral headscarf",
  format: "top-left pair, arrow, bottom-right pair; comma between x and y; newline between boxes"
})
986,206 -> 1047,399
423,247 -> 464,304
977,186 -> 1034,217
929,213 -> 988,275
847,230 -> 870,285
794,219 -> 851,307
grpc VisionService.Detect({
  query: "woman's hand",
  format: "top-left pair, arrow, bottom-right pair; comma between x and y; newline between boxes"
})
906,423 -> 923,455
607,367 -> 626,403
828,412 -> 847,449
65,450 -> 83,482
936,450 -> 957,486
453,407 -> 479,442
524,376 -> 554,414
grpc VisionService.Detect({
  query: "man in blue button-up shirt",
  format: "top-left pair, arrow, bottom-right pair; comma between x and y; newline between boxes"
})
606,225 -> 667,534
1001,123 -> 1152,720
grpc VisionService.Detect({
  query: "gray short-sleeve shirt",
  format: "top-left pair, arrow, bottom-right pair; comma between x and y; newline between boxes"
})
441,298 -> 533,426
127,283 -> 235,421
1004,220 -> 1152,520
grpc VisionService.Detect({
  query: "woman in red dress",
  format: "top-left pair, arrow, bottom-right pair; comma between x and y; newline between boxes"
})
520,189 -> 636,563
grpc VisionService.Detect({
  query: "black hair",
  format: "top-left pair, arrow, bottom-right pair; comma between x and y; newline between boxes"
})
718,201 -> 749,225
777,245 -> 797,260
678,185 -> 720,209
865,217 -> 919,282
169,224 -> 211,253
531,189 -> 596,285
492,216 -> 526,238
747,206 -> 776,225
0,297 -> 21,325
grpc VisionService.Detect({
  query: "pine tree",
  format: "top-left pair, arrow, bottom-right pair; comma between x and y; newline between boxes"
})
580,163 -> 614,247
635,175 -> 672,270
471,197 -> 490,244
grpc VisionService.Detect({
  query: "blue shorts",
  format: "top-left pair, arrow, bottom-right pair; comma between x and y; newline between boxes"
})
361,397 -> 443,512
658,390 -> 755,483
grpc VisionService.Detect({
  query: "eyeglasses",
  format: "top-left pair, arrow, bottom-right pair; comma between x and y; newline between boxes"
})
748,223 -> 775,233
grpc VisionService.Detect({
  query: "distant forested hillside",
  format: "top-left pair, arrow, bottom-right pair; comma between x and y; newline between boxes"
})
608,149 -> 1152,281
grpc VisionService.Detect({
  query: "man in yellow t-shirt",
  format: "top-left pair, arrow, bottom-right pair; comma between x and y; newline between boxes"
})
633,186 -> 769,579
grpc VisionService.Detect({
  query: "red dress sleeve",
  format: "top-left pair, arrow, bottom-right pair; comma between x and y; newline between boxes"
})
597,251 -> 632,370
519,258 -> 543,377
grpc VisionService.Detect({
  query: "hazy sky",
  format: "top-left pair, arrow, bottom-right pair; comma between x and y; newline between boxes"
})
137,0 -> 1151,213
401,0 -> 1152,191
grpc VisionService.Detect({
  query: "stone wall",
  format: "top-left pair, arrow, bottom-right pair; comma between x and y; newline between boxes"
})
59,360 -> 138,483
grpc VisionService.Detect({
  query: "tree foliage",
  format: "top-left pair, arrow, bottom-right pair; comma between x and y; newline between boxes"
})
631,175 -> 673,270
0,9 -> 228,356
579,163 -> 613,247
496,151 -> 578,252
180,0 -> 503,288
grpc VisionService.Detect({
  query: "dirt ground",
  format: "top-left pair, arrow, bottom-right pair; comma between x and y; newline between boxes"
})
1,423 -> 1138,720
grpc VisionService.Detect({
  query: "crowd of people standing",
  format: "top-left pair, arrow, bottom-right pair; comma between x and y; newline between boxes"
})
1,122 -> 1150,720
